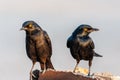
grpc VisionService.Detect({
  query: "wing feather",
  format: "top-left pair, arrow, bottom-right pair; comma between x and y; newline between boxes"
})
67,36 -> 74,48
89,39 -> 95,49
43,31 -> 52,55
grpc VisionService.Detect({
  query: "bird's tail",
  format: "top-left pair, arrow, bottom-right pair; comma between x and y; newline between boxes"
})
46,58 -> 55,70
94,53 -> 103,57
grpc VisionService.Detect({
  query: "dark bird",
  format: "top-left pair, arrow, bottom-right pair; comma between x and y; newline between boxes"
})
20,21 -> 54,80
67,24 -> 102,76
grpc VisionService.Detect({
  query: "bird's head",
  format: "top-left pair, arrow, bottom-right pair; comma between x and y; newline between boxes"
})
20,21 -> 42,32
73,24 -> 99,37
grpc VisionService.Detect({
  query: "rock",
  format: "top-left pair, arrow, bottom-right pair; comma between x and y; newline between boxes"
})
93,72 -> 120,80
32,68 -> 120,80
38,70 -> 95,80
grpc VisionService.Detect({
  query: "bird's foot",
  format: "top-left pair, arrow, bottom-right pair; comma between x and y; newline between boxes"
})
87,73 -> 93,78
32,73 -> 37,78
30,72 -> 37,80
88,73 -> 90,76
73,67 -> 77,73
85,75 -> 94,79
46,68 -> 55,71
41,69 -> 46,74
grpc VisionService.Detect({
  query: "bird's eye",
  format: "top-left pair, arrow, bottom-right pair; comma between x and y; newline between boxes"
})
84,28 -> 88,31
29,24 -> 32,28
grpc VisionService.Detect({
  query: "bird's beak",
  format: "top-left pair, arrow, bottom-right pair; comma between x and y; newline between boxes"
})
89,28 -> 99,32
20,27 -> 27,31
88,28 -> 99,32
92,28 -> 99,31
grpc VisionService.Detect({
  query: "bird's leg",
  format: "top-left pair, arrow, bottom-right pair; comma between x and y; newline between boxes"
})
88,60 -> 92,76
73,60 -> 80,73
40,62 -> 46,74
30,62 -> 36,80
43,62 -> 46,74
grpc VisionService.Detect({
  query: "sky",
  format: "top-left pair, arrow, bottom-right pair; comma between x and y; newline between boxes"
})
0,0 -> 120,80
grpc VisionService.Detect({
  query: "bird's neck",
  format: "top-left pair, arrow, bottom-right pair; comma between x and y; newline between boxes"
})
77,35 -> 89,40
77,33 -> 89,38
26,29 -> 40,36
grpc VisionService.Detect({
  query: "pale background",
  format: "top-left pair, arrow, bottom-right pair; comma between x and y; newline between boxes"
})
0,0 -> 120,80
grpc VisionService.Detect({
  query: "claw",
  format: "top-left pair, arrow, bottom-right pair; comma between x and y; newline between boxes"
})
31,69 -> 40,80
30,73 -> 37,80
88,73 -> 90,76
41,69 -> 46,75
73,68 -> 76,73
30,72 -> 37,80
32,73 -> 37,78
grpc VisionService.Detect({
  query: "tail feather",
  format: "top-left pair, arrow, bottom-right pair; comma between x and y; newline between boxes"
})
94,53 -> 103,57
46,59 -> 54,70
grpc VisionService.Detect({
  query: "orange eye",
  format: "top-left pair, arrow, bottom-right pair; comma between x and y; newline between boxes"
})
29,24 -> 32,28
84,28 -> 88,31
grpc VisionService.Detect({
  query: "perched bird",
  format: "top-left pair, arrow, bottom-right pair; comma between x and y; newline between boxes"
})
67,24 -> 102,76
20,21 -> 54,80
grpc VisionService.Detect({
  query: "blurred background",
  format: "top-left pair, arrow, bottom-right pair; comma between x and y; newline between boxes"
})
0,0 -> 120,80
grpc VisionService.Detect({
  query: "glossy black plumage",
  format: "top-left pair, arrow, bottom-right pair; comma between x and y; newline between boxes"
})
21,21 -> 54,80
67,24 -> 102,76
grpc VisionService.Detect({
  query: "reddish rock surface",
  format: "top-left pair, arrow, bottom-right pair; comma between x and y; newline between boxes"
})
32,70 -> 96,80
32,70 -> 120,80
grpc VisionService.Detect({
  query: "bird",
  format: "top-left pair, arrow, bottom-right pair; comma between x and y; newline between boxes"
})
67,24 -> 102,76
20,21 -> 54,80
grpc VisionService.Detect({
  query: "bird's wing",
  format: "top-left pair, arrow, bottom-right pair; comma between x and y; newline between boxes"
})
67,36 -> 74,48
89,39 -> 95,49
67,36 -> 80,60
43,31 -> 52,55
26,36 -> 36,59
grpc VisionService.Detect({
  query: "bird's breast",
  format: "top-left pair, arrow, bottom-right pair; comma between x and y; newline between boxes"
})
78,38 -> 91,47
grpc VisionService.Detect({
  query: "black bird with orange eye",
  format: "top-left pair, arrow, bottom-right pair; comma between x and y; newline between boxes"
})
20,21 -> 54,80
67,24 -> 102,76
